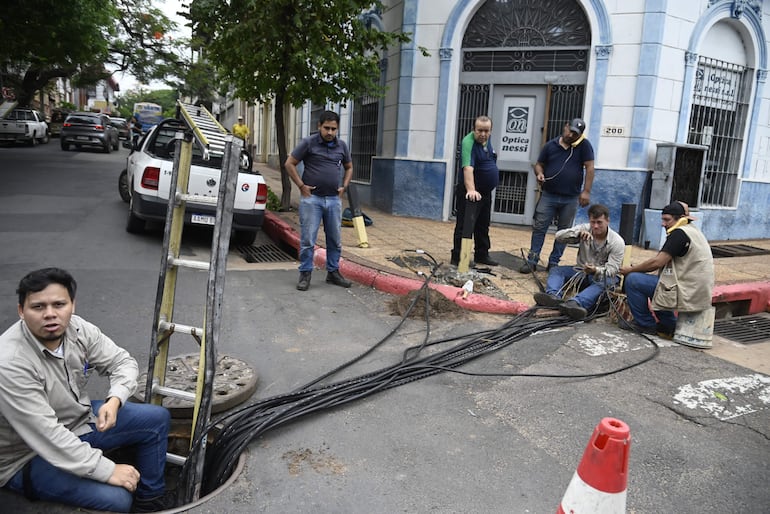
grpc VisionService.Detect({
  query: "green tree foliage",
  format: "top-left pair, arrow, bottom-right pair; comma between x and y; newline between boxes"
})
0,0 -> 186,107
188,0 -> 417,210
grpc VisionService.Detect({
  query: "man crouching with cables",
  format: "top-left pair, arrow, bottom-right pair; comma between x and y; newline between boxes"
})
532,204 -> 625,320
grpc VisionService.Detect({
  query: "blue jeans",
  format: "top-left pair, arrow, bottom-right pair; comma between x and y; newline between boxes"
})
299,194 -> 343,273
624,272 -> 677,329
3,401 -> 170,512
526,191 -> 579,267
546,265 -> 615,309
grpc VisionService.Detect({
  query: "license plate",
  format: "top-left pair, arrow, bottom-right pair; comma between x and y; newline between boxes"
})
76,136 -> 89,140
191,214 -> 216,225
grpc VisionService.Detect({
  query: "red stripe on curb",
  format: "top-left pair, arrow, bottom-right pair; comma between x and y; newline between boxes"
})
264,212 -> 530,315
712,281 -> 770,315
266,212 -> 770,316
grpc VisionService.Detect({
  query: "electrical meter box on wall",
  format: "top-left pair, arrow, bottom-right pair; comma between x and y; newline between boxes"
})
649,143 -> 708,209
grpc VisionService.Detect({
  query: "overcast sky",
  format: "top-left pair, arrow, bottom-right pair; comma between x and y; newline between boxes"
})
113,0 -> 189,93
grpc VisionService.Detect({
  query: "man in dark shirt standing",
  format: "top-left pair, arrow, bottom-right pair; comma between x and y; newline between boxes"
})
286,111 -> 354,291
521,118 -> 595,273
450,115 -> 500,267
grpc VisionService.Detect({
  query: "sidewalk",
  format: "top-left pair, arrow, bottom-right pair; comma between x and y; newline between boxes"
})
256,163 -> 770,314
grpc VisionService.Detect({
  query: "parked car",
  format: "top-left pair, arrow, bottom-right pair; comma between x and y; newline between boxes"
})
60,112 -> 119,152
121,118 -> 267,245
48,108 -> 71,137
0,108 -> 49,146
109,116 -> 130,140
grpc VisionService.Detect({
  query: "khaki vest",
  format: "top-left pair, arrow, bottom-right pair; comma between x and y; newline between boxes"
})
652,224 -> 714,312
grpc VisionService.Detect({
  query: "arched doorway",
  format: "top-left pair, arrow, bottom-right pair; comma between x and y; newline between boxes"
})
455,0 -> 592,224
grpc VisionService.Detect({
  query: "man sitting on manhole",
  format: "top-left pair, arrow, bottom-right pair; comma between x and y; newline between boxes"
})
0,268 -> 172,512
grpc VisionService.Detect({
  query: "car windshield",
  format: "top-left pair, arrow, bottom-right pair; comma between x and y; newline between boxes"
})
110,119 -> 127,128
51,111 -> 67,123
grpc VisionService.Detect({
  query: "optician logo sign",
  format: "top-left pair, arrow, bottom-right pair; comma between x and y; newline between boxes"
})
506,107 -> 529,134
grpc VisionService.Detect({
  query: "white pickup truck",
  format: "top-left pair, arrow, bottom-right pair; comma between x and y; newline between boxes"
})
120,117 -> 267,245
0,108 -> 49,145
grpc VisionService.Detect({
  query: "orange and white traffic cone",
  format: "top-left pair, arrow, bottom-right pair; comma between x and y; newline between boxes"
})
557,417 -> 630,513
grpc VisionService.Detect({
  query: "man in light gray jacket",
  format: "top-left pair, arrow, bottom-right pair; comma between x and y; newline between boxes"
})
533,204 -> 625,319
0,268 -> 171,513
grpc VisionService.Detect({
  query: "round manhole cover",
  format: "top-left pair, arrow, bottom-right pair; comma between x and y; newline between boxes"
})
135,354 -> 258,417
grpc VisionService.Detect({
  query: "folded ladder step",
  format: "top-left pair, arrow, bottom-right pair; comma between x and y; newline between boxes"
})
158,320 -> 204,337
152,383 -> 197,403
168,256 -> 210,271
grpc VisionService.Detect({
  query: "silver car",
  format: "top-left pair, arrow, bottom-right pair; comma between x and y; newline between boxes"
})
60,112 -> 120,153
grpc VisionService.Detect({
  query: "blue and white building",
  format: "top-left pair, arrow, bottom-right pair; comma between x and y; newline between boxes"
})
254,0 -> 770,245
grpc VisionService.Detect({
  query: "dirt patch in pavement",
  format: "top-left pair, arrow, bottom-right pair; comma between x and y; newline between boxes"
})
388,287 -> 466,319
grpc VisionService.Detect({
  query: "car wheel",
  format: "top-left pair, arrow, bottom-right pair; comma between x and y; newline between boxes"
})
61,141 -> 69,151
126,199 -> 145,234
113,137 -> 119,151
104,142 -> 111,154
233,230 -> 257,246
118,170 -> 130,203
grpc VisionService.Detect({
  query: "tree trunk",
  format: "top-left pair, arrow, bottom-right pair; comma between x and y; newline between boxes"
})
274,90 -> 293,211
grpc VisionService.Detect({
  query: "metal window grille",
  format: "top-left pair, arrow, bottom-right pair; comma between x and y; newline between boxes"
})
544,84 -> 586,142
350,94 -> 379,183
309,102 -> 325,135
462,0 -> 590,73
494,170 -> 528,214
463,49 -> 588,73
687,57 -> 752,207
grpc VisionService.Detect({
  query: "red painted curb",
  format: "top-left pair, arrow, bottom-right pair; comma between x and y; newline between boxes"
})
712,281 -> 770,315
263,212 -> 530,315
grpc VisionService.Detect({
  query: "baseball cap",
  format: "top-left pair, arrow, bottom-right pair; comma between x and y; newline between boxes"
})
569,118 -> 586,136
661,201 -> 686,217
237,115 -> 243,120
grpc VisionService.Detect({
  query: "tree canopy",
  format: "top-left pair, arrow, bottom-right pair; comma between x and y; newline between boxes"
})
0,0 -> 188,106
188,0 -> 419,209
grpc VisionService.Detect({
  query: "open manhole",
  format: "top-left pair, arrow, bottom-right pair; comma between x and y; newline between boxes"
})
238,242 -> 295,263
713,313 -> 770,345
134,354 -> 258,417
710,244 -> 770,258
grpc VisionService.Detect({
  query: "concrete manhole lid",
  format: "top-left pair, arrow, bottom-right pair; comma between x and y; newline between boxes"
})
134,354 -> 258,417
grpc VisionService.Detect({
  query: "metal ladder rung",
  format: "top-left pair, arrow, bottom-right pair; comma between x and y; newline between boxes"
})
158,320 -> 204,337
153,383 -> 197,402
168,257 -> 211,271
177,193 -> 219,205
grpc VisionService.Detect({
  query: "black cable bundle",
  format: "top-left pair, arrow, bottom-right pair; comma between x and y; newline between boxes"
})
176,251 -> 660,502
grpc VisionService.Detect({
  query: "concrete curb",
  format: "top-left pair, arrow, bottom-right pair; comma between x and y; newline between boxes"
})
263,212 -> 769,316
263,212 -> 531,315
712,281 -> 770,315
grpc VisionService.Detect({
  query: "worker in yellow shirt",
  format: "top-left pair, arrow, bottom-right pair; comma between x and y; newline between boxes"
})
232,115 -> 249,140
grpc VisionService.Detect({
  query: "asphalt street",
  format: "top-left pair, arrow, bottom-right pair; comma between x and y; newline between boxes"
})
0,142 -> 767,513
